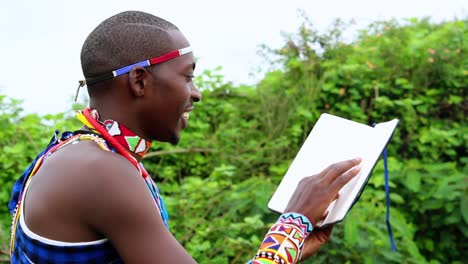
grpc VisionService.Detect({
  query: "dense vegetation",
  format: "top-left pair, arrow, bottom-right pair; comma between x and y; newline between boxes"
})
1,17 -> 466,263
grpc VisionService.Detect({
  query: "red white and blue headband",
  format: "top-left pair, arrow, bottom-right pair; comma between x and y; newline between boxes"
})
75,46 -> 193,100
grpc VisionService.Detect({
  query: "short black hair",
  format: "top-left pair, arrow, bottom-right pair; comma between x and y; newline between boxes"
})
80,11 -> 179,93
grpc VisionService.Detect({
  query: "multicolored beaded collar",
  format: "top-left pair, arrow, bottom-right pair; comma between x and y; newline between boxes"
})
76,108 -> 152,158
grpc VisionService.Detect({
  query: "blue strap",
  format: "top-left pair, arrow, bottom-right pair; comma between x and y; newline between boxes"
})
383,148 -> 397,251
372,123 -> 396,251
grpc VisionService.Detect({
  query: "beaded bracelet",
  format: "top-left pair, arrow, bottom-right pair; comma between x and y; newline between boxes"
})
250,212 -> 313,264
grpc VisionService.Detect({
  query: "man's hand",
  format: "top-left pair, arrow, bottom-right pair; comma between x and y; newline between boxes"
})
300,210 -> 334,260
284,157 -> 361,226
283,158 -> 362,260
300,224 -> 334,260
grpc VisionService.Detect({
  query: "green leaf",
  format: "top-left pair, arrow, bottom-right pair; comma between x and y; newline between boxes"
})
405,170 -> 421,192
461,195 -> 468,224
344,212 -> 359,246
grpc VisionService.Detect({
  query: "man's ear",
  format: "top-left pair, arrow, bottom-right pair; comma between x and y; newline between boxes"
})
128,66 -> 150,97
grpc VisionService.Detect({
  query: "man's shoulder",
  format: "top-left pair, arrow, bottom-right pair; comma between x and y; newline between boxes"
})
35,140 -> 142,198
49,139 -> 136,177
24,139 -> 156,242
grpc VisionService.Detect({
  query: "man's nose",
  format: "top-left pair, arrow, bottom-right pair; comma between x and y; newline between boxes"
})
191,83 -> 202,102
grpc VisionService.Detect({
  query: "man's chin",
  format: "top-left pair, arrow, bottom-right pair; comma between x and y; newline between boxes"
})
153,129 -> 180,145
168,132 -> 180,146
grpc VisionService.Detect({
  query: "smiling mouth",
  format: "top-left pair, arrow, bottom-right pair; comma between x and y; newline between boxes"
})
182,112 -> 190,121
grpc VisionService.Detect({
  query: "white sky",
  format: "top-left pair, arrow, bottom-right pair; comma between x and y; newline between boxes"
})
0,0 -> 466,115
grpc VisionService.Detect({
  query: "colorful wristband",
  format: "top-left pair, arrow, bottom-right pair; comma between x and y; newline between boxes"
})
251,212 -> 313,264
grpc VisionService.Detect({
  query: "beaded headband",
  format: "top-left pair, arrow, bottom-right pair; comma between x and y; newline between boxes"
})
75,46 -> 193,100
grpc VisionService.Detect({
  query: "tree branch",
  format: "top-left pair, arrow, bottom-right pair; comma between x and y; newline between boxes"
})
0,248 -> 9,263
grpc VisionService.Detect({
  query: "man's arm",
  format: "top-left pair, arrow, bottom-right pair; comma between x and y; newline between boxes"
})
248,158 -> 362,263
82,151 -> 196,263
82,151 -> 359,263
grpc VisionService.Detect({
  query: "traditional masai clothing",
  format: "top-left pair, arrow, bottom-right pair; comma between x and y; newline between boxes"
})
9,109 -> 169,263
9,108 -> 312,263
9,132 -> 125,263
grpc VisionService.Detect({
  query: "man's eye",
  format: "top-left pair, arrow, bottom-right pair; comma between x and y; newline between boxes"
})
186,74 -> 195,80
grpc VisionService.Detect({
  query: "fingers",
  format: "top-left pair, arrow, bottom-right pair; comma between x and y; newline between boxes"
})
321,157 -> 362,183
330,165 -> 361,193
334,193 -> 340,200
319,224 -> 334,237
320,210 -> 329,221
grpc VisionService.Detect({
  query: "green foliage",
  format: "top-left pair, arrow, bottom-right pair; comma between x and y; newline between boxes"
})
253,16 -> 467,263
1,16 -> 467,263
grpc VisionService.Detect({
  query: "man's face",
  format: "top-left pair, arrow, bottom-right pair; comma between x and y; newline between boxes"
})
141,30 -> 201,145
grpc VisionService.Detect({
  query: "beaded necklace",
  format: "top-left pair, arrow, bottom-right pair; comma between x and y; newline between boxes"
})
79,109 -> 151,158
76,108 -> 169,228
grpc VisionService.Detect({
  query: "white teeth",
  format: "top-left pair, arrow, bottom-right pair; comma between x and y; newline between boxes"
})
183,112 -> 190,120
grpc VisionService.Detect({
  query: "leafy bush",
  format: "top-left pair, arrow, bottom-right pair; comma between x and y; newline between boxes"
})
1,16 -> 466,263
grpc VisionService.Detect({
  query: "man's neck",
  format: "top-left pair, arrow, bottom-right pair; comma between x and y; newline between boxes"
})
80,108 -> 152,160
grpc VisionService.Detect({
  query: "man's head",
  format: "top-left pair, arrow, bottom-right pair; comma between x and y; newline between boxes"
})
80,11 -> 201,145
